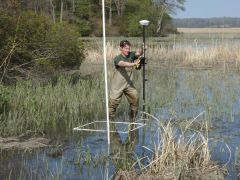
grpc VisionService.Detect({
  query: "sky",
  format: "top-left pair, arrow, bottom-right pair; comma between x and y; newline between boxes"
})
174,0 -> 240,18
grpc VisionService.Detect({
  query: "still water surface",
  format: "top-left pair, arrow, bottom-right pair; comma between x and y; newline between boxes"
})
1,68 -> 240,179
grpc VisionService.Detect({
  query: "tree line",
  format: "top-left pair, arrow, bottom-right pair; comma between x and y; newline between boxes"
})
173,17 -> 240,28
0,0 -> 185,36
0,0 -> 185,83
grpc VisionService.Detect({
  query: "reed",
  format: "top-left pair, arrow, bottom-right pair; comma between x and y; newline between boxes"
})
85,37 -> 240,70
116,112 -> 227,179
147,42 -> 240,69
0,74 -> 106,136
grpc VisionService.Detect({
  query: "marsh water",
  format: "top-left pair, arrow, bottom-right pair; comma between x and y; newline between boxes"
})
1,65 -> 240,179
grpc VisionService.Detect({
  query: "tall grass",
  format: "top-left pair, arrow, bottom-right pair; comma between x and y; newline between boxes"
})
0,74 -> 106,136
85,36 -> 240,70
116,113 -> 227,179
147,42 -> 240,69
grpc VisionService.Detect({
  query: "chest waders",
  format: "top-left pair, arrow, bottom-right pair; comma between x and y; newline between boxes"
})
109,66 -> 139,124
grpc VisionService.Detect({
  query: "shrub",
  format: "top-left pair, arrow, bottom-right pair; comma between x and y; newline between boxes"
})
44,22 -> 85,68
0,10 -> 85,74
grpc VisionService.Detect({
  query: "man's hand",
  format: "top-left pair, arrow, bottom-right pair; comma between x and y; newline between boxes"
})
134,56 -> 142,70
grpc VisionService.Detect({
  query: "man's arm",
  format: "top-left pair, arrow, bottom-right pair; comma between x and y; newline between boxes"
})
117,61 -> 138,67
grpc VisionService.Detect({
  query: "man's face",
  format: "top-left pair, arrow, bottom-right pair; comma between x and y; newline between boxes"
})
120,45 -> 130,57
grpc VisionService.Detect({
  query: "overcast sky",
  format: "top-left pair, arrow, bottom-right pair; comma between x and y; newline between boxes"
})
173,0 -> 240,18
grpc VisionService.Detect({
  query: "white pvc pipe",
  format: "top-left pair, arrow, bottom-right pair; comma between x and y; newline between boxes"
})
102,0 -> 110,145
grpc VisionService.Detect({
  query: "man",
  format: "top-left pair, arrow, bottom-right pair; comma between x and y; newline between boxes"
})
109,40 -> 143,123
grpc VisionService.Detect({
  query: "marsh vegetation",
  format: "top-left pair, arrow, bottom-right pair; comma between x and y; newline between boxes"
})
2,30 -> 240,179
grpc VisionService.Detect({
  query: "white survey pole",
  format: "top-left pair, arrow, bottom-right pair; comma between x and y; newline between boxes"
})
102,0 -> 110,145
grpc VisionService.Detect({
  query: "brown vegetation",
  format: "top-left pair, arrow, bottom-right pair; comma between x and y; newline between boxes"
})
178,28 -> 240,33
114,113 -> 227,180
85,39 -> 240,71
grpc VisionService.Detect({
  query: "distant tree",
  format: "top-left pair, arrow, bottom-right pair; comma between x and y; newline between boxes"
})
173,17 -> 240,28
105,0 -> 114,26
152,0 -> 185,34
114,0 -> 127,17
0,0 -> 185,37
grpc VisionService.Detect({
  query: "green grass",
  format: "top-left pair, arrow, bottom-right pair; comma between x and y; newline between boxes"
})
0,74 -> 106,136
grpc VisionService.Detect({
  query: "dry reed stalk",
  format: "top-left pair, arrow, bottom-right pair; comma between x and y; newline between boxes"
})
115,112 -> 227,180
86,40 -> 240,66
85,41 -> 118,63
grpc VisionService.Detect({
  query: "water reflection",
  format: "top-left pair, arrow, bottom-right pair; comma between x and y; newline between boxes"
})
110,124 -> 139,171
